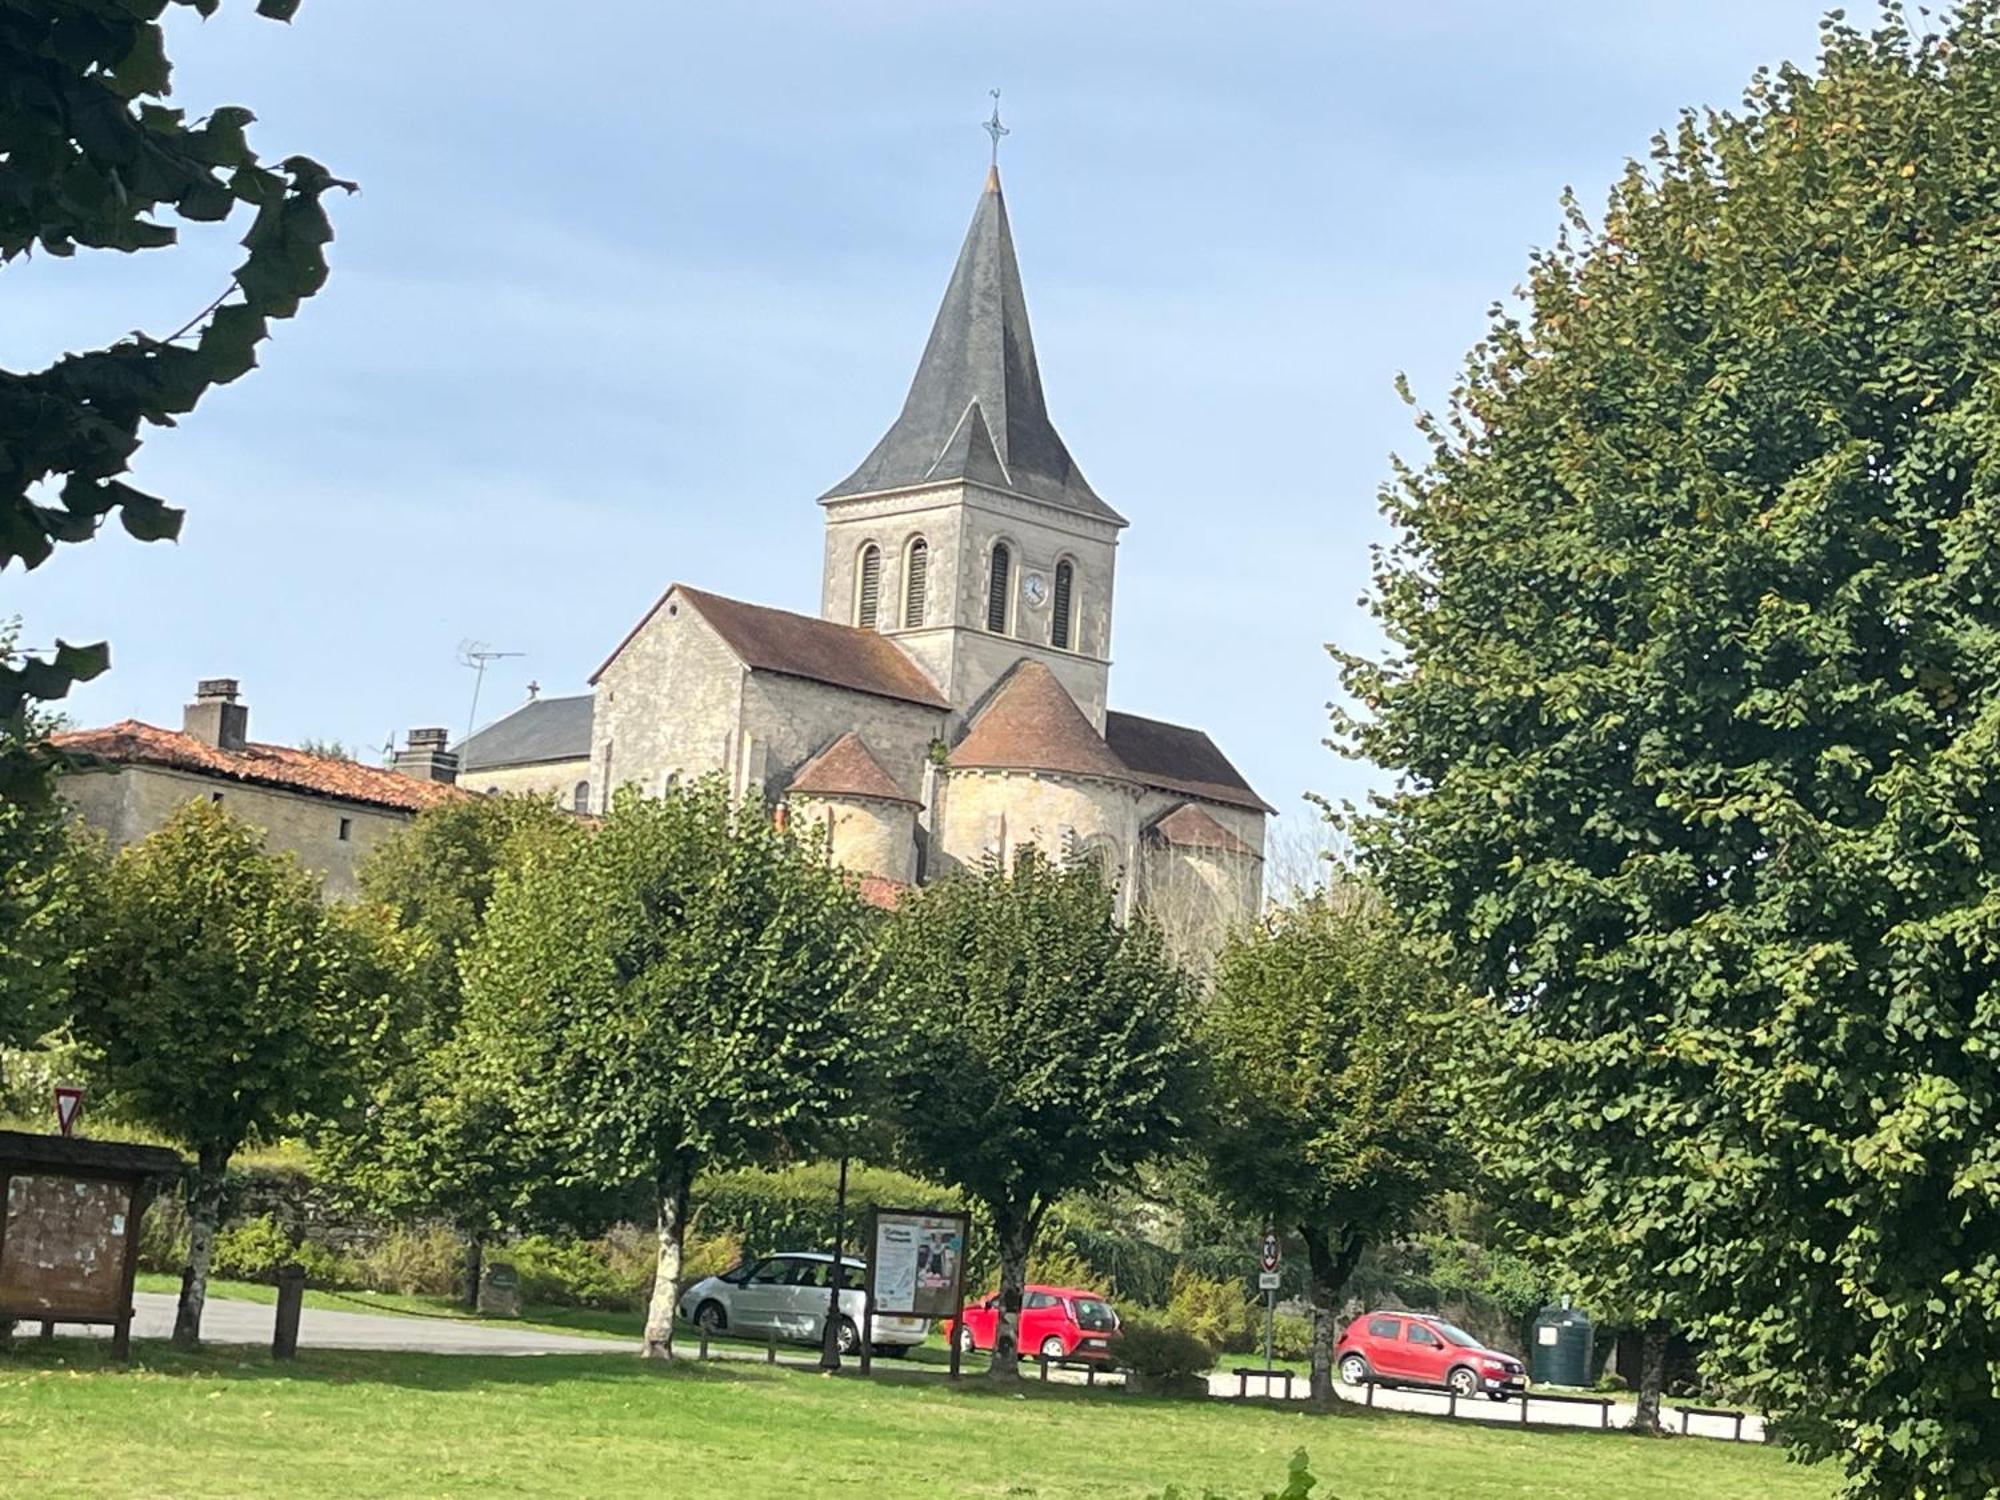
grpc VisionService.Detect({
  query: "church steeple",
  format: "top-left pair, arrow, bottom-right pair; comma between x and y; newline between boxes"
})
822,172 -> 1124,526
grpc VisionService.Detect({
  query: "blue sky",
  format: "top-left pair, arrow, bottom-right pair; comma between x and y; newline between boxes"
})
8,1 -> 1833,837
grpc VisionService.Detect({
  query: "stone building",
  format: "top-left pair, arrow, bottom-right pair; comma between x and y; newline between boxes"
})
488,166 -> 1270,954
55,679 -> 467,899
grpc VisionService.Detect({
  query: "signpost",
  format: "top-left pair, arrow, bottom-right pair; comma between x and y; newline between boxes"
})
53,1087 -> 83,1139
861,1206 -> 971,1379
1259,1229 -> 1281,1373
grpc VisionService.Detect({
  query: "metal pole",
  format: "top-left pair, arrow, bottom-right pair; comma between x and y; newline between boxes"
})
820,1154 -> 848,1371
1264,1288 -> 1275,1373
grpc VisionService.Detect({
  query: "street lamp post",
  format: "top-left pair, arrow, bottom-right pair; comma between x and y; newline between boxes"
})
819,1154 -> 849,1371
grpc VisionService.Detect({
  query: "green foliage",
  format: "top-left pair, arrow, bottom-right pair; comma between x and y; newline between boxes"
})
1201,887 -> 1465,1396
1165,1267 -> 1256,1355
1157,1449 -> 1320,1500
876,849 -> 1199,1372
692,1160 -> 978,1266
0,2 -> 348,774
348,1226 -> 464,1298
1114,1312 -> 1216,1384
508,1234 -> 647,1312
1337,6 -> 2000,1491
1270,1314 -> 1313,1362
209,1215 -> 349,1286
71,800 -> 374,1158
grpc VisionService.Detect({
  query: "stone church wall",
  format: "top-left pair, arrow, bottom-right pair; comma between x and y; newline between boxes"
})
591,593 -> 748,801
932,767 -> 1142,891
461,757 -> 592,811
741,676 -> 943,809
788,793 -> 918,885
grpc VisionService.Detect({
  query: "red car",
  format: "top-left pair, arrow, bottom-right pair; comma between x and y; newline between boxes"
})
946,1284 -> 1121,1362
1335,1310 -> 1528,1400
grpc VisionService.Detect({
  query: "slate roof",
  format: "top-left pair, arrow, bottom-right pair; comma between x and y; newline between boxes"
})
1105,710 -> 1275,814
787,731 -> 918,805
52,721 -> 470,815
592,585 -> 949,711
823,170 -> 1124,526
457,694 -> 593,771
949,661 -> 1132,782
1146,802 -> 1260,858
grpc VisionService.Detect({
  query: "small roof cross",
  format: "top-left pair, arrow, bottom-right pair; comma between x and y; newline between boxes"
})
984,89 -> 1009,168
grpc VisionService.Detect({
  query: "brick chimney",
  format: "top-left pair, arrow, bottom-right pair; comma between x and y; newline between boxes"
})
393,726 -> 459,784
183,678 -> 249,752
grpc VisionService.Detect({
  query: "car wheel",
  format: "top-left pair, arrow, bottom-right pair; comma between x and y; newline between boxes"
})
836,1317 -> 860,1356
1448,1366 -> 1480,1398
694,1301 -> 727,1337
957,1324 -> 978,1353
1039,1336 -> 1067,1360
1338,1353 -> 1370,1387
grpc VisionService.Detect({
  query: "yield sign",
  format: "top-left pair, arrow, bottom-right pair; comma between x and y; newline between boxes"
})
54,1085 -> 84,1138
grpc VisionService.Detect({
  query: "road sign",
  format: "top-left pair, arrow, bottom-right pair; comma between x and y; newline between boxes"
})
1260,1230 -> 1280,1274
54,1085 -> 84,1137
1258,1271 -> 1281,1291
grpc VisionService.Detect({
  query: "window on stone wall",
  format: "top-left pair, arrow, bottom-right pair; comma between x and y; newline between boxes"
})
1052,560 -> 1075,650
903,537 -> 929,628
573,781 -> 589,814
337,816 -> 352,841
987,543 -> 1011,633
857,543 -> 882,630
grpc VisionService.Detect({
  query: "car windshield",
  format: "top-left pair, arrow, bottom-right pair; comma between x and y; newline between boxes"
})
1433,1320 -> 1481,1348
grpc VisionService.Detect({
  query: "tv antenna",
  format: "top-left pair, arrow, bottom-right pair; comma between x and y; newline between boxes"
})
458,639 -> 524,741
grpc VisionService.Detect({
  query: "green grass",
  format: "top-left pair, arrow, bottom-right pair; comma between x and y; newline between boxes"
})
0,1338 -> 1833,1499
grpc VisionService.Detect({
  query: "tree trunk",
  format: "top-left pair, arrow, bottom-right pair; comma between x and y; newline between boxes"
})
1633,1317 -> 1670,1434
462,1231 -> 484,1311
987,1208 -> 1034,1381
1302,1225 -> 1363,1405
641,1165 -> 691,1360
173,1145 -> 230,1348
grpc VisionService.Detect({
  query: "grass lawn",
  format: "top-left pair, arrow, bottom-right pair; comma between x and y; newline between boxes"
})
0,1338 -> 1833,1500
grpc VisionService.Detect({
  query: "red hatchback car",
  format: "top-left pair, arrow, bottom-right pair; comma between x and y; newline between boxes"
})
946,1284 -> 1121,1362
1335,1310 -> 1528,1400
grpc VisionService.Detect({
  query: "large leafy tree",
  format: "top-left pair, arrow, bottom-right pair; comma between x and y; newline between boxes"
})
317,797 -> 581,1306
463,779 -> 873,1357
877,850 -> 1199,1379
71,800 -> 378,1345
0,0 -> 347,797
1202,887 -> 1464,1402
1339,6 -> 2000,1490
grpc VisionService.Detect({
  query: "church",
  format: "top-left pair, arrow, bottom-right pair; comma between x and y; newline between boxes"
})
462,164 -> 1271,953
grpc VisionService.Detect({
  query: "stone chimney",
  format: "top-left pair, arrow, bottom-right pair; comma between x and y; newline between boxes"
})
183,678 -> 249,752
393,726 -> 459,784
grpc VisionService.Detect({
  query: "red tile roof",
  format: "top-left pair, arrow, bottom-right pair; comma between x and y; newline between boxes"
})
855,875 -> 909,911
591,584 -> 949,711
1146,802 -> 1260,858
950,661 -> 1132,782
52,721 -> 470,815
787,731 -> 918,805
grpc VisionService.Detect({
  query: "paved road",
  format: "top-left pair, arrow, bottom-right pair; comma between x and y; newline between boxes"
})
50,1292 -> 629,1357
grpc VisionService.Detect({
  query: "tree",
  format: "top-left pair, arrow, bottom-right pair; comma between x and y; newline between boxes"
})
877,850 -> 1199,1378
70,800 -> 375,1344
1337,6 -> 2000,1488
462,779 -> 873,1357
318,797 -> 579,1306
0,0 -> 348,798
1201,887 -> 1464,1401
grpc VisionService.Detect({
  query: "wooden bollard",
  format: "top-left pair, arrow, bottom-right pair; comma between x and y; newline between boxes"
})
272,1263 -> 305,1361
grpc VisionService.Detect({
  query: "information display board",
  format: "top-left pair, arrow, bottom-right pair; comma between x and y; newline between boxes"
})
861,1206 -> 972,1378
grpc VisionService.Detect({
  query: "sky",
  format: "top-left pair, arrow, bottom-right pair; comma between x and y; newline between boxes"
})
7,0 -> 1839,836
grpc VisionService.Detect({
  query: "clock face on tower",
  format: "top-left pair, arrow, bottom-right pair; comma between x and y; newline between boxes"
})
1023,572 -> 1049,608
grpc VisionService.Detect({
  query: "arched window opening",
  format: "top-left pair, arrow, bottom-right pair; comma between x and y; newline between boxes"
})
573,780 -> 590,814
1052,560 -> 1075,650
856,544 -> 882,630
986,543 -> 1012,633
903,537 -> 929,628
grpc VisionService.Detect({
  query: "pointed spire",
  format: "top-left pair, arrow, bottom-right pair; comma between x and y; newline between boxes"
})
822,174 -> 1123,524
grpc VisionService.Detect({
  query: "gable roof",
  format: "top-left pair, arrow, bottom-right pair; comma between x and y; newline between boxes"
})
1146,802 -> 1260,858
949,660 -> 1131,782
1105,710 -> 1274,814
823,170 -> 1124,527
457,694 -> 593,771
787,731 -> 918,805
52,721 -> 469,815
592,584 -> 949,711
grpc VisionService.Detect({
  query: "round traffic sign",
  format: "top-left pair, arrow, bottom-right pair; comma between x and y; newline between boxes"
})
1260,1232 -> 1280,1273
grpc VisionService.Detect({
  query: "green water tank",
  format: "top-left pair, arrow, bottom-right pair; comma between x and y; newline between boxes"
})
1530,1303 -> 1594,1388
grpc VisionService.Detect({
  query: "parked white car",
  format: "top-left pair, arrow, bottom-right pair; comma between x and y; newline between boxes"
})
678,1251 -> 931,1356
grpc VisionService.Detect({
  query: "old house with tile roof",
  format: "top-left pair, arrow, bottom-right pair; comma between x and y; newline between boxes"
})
55,679 -> 469,899
464,166 -> 1269,955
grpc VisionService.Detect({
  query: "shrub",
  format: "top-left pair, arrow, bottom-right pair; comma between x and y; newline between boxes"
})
352,1225 -> 464,1297
210,1215 -> 298,1281
681,1227 -> 742,1283
509,1234 -> 648,1311
691,1161 -> 985,1278
1166,1266 -> 1255,1354
1026,1240 -> 1104,1294
1116,1311 -> 1215,1386
1270,1314 -> 1313,1362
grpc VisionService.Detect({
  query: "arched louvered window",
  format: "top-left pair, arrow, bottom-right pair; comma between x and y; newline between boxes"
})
573,780 -> 590,814
986,543 -> 1011,633
856,543 -> 882,630
1052,560 -> 1075,650
903,537 -> 929,628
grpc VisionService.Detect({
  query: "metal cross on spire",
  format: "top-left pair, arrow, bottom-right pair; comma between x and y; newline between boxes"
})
983,89 -> 1009,168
